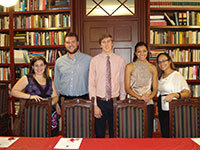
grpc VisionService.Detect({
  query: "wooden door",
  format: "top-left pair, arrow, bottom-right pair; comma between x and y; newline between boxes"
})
74,0 -> 147,64
83,21 -> 138,64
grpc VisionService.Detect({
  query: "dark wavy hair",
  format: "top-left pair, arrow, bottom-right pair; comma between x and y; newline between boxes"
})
156,53 -> 176,79
28,55 -> 49,79
133,41 -> 149,62
64,32 -> 79,42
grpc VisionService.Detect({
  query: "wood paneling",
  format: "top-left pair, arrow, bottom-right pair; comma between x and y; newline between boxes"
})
83,21 -> 138,63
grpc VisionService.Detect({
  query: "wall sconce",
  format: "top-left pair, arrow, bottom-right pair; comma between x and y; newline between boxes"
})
0,0 -> 18,7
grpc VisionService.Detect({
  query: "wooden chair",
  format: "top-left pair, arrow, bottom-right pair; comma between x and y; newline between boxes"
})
169,99 -> 200,138
20,98 -> 52,137
61,97 -> 94,138
0,84 -> 9,136
113,99 -> 147,138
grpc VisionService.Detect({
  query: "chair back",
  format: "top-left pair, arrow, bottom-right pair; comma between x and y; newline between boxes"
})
61,97 -> 94,138
0,84 -> 9,136
21,98 -> 52,137
0,84 -> 8,114
113,99 -> 147,138
169,99 -> 200,138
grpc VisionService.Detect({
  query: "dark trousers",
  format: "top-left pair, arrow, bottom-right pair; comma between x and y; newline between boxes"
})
95,99 -> 114,138
158,97 -> 169,138
147,104 -> 154,138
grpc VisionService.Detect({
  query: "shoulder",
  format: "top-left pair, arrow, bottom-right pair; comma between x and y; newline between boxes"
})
125,62 -> 135,72
113,53 -> 124,60
147,62 -> 157,72
55,55 -> 66,64
126,62 -> 136,69
79,52 -> 92,63
173,71 -> 184,78
80,52 -> 92,59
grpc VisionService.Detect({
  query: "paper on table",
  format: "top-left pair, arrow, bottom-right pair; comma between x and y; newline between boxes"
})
191,138 -> 200,146
54,138 -> 83,149
0,137 -> 19,148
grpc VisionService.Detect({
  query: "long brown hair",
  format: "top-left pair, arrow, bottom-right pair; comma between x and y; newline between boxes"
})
156,53 -> 176,79
28,55 -> 49,79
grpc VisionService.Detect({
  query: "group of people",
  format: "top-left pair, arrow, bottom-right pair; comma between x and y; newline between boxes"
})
11,32 -> 190,138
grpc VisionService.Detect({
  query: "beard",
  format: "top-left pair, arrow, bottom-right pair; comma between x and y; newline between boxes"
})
66,47 -> 79,54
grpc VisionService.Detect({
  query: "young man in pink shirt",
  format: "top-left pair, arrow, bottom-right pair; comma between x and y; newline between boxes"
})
89,33 -> 126,138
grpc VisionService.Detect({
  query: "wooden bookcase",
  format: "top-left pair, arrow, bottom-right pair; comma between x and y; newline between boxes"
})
147,0 -> 200,137
0,0 -> 73,119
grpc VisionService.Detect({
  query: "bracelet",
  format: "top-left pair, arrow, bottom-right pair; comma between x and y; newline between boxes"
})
177,92 -> 181,99
29,95 -> 32,99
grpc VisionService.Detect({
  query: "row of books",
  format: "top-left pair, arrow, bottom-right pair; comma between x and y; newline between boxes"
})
153,118 -> 160,132
169,49 -> 200,62
0,34 -> 9,46
178,65 -> 200,80
15,67 -> 54,79
14,49 -> 66,63
150,15 -> 167,26
150,30 -> 200,44
189,85 -> 200,97
0,67 -> 10,81
13,0 -> 71,12
0,51 -> 9,64
150,0 -> 200,8
150,48 -> 200,62
0,17 -> 9,29
14,14 -> 71,29
14,0 -> 50,11
14,31 -> 67,46
0,6 -> 9,12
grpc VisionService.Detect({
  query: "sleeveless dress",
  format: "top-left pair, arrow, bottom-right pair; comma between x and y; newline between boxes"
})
127,60 -> 153,105
24,75 -> 58,136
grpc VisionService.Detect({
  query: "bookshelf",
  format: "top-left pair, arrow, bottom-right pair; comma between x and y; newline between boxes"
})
147,0 -> 200,137
0,0 -> 73,119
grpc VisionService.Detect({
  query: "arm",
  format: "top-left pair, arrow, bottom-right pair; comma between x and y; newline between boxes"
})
148,64 -> 158,99
125,63 -> 142,100
119,59 -> 126,100
11,75 -> 50,102
164,73 -> 190,103
54,62 -> 60,93
51,80 -> 59,105
11,75 -> 30,99
88,59 -> 102,118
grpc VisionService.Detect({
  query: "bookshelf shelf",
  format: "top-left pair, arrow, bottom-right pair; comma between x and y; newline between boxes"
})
150,26 -> 200,29
0,80 -> 10,83
151,8 -> 200,11
148,0 -> 200,138
187,80 -> 200,84
0,29 -> 9,33
0,12 -> 9,16
0,46 -> 9,49
0,64 -> 10,66
14,45 -> 65,49
13,9 -> 72,15
150,44 -> 200,48
0,0 -> 73,119
14,27 -> 71,32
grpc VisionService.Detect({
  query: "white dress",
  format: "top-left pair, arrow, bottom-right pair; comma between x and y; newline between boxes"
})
158,71 -> 190,111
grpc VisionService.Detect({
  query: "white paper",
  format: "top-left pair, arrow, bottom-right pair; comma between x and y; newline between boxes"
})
54,138 -> 83,149
161,96 -> 169,111
191,138 -> 200,146
0,137 -> 19,148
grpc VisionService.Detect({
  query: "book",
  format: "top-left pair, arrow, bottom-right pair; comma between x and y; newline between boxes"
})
164,13 -> 175,26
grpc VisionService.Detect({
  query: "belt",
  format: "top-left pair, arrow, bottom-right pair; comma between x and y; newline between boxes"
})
96,96 -> 119,102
